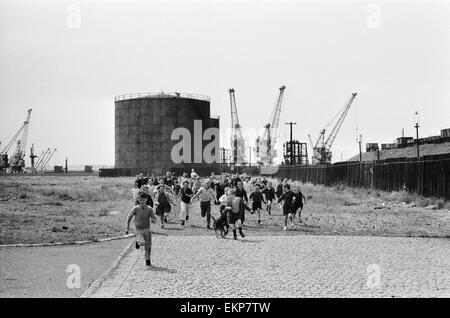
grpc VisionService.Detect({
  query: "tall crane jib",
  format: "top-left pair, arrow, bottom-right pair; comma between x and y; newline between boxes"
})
256,85 -> 286,165
229,88 -> 246,164
312,93 -> 357,165
0,108 -> 32,172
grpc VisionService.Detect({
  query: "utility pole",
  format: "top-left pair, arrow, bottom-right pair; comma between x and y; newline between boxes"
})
285,122 -> 297,165
359,134 -> 363,162
65,157 -> 68,174
414,111 -> 420,158
247,146 -> 252,167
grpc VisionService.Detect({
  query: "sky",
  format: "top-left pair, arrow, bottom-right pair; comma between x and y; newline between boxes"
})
0,0 -> 449,166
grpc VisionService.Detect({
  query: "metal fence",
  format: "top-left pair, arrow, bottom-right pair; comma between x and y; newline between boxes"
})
259,154 -> 450,200
99,154 -> 450,199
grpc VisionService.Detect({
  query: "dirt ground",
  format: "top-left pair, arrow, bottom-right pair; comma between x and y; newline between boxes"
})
0,174 -> 449,298
0,238 -> 131,298
0,175 -> 449,243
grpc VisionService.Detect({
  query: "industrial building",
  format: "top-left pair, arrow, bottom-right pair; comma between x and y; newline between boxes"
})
114,92 -> 220,175
347,128 -> 450,162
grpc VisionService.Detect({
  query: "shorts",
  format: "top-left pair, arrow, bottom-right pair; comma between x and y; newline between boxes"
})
291,203 -> 303,214
156,203 -> 171,216
252,202 -> 262,211
200,201 -> 211,217
135,228 -> 152,248
283,205 -> 292,216
227,211 -> 240,224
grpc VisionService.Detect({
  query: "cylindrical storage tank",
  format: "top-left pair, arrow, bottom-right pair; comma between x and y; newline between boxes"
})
115,92 -> 220,175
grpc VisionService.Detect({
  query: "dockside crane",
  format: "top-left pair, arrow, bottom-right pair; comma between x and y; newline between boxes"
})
0,108 -> 32,172
38,148 -> 57,173
256,85 -> 286,165
229,88 -> 246,164
312,93 -> 357,165
34,149 -> 49,169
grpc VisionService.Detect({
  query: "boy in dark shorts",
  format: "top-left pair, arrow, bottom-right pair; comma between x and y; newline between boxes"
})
292,186 -> 306,224
224,189 -> 245,240
126,192 -> 157,266
277,184 -> 297,231
249,185 -> 266,224
235,181 -> 251,224
262,182 -> 276,214
275,178 -> 284,200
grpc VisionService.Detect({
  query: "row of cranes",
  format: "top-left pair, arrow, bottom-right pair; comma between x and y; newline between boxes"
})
0,109 -> 56,173
229,86 -> 286,166
228,87 -> 358,166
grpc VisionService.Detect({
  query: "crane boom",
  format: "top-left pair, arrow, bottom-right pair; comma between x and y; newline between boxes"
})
35,148 -> 50,169
0,125 -> 25,155
39,148 -> 56,173
257,85 -> 286,164
229,88 -> 246,164
268,85 -> 286,146
323,93 -> 357,150
18,109 -> 32,157
0,109 -> 32,156
312,92 -> 357,165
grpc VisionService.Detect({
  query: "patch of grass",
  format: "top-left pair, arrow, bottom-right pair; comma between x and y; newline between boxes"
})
0,175 -> 449,244
99,208 -> 109,217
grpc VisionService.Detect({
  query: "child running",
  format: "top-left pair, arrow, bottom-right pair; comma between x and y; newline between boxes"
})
292,186 -> 307,224
262,182 -> 276,214
177,180 -> 194,226
275,178 -> 284,209
140,182 -> 154,207
219,187 -> 231,214
249,184 -> 266,224
235,180 -> 251,224
224,189 -> 245,240
277,183 -> 297,231
190,179 -> 217,229
126,192 -> 157,266
154,185 -> 175,228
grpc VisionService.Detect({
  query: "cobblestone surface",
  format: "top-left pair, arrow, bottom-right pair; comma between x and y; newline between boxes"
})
90,235 -> 450,298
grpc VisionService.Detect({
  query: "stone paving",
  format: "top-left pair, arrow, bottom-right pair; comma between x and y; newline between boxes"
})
90,235 -> 450,298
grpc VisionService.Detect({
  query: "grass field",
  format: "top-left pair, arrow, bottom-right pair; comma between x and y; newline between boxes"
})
0,175 -> 449,244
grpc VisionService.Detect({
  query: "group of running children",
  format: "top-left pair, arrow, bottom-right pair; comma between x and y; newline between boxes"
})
126,169 -> 306,266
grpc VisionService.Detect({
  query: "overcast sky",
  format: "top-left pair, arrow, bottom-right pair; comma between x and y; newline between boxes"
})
1,0 -> 449,166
